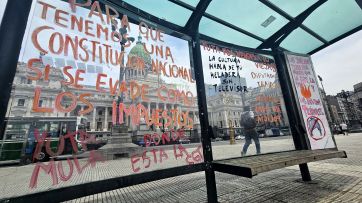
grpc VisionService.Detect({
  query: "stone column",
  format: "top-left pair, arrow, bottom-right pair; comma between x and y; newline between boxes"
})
47,99 -> 53,117
156,102 -> 159,129
104,107 -> 108,131
6,97 -> 13,117
92,106 -> 96,131
148,102 -> 151,116
80,105 -> 84,116
224,110 -> 228,128
26,97 -> 32,117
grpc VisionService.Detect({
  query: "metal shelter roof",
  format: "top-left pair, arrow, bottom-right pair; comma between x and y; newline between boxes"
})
114,0 -> 362,54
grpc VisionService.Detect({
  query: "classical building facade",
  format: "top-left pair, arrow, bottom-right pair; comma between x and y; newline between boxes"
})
353,82 -> 362,121
5,37 -> 200,141
206,74 -> 290,136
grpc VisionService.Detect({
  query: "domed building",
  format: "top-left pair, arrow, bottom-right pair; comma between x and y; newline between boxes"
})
121,34 -> 200,135
2,34 -> 201,161
125,35 -> 152,79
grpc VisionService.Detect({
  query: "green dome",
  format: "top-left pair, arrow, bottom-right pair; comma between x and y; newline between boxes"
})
128,35 -> 152,66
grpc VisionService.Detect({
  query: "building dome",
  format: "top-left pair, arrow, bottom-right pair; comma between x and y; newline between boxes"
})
128,35 -> 152,68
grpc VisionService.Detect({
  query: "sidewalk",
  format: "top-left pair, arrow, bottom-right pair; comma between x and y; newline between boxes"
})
67,133 -> 362,203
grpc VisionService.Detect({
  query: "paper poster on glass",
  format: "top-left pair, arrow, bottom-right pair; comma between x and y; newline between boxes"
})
285,53 -> 336,149
200,41 -> 294,159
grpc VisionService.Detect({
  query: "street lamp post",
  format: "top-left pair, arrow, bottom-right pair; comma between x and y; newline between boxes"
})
228,119 -> 235,144
111,21 -> 135,127
225,95 -> 235,144
318,75 -> 333,125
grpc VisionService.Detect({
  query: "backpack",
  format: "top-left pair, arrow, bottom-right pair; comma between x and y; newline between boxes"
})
243,116 -> 256,130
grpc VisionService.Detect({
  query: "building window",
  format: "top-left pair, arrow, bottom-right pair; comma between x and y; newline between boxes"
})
27,79 -> 32,84
17,99 -> 25,106
97,122 -> 102,131
39,100 -> 43,107
20,77 -> 27,84
98,110 -> 103,116
108,122 -> 113,131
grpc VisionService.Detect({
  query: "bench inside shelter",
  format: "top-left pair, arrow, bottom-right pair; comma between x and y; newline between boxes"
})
213,149 -> 347,178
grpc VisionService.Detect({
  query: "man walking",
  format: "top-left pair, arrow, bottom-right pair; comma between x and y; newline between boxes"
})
241,111 -> 261,156
340,123 -> 348,136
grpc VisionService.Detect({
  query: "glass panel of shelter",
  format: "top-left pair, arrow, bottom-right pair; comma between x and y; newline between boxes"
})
123,0 -> 193,26
200,41 -> 295,160
0,0 -> 202,199
179,0 -> 200,7
281,28 -> 324,54
0,0 -> 7,26
205,0 -> 290,39
199,17 -> 262,48
302,0 -> 362,41
268,0 -> 319,17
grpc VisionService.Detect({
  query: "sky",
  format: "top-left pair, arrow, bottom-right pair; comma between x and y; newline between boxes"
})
0,0 -> 7,23
312,30 -> 362,95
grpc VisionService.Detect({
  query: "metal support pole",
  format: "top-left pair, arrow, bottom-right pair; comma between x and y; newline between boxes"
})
0,0 -> 33,138
273,48 -> 312,181
192,32 -> 218,203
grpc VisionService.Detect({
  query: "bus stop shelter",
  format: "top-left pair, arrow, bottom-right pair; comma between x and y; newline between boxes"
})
0,0 -> 361,202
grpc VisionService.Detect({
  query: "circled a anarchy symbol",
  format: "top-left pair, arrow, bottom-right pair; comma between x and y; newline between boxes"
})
306,116 -> 326,141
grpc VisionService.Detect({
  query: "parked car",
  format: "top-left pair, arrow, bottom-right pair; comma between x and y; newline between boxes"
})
211,137 -> 222,142
235,135 -> 244,140
214,137 -> 223,141
265,128 -> 284,137
178,138 -> 191,144
137,140 -> 155,147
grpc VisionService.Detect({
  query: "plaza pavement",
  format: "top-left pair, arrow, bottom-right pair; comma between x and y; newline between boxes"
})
0,134 -> 295,200
0,134 -> 361,202
66,133 -> 362,203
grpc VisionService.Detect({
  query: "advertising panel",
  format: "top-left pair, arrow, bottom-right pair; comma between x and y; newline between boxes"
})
285,53 -> 336,149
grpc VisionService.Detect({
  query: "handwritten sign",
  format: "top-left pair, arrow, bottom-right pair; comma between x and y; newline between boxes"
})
6,0 -> 201,188
285,53 -> 335,149
131,130 -> 203,173
200,41 -> 287,129
29,129 -> 105,188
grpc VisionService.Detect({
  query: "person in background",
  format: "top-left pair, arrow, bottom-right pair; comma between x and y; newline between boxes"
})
340,122 -> 348,136
241,111 -> 260,156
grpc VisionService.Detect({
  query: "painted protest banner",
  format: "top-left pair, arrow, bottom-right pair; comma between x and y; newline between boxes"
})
0,0 -> 202,193
200,41 -> 290,130
285,53 -> 335,149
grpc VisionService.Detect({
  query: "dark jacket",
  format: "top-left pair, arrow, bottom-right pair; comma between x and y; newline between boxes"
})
242,115 -> 258,138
